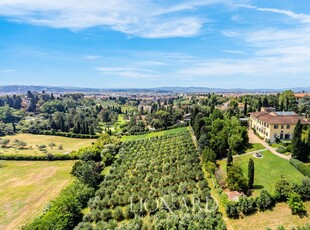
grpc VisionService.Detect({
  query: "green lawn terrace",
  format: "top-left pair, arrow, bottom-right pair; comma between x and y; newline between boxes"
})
121,126 -> 189,142
217,150 -> 306,197
100,114 -> 128,135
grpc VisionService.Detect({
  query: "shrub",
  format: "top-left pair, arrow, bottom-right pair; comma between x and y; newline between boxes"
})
123,205 -> 135,219
113,207 -> 124,221
256,190 -> 274,211
38,144 -> 46,151
0,139 -> 10,148
226,202 -> 239,218
293,178 -> 310,201
227,164 -> 248,193
275,179 -> 293,201
101,209 -> 112,222
287,192 -> 306,215
276,146 -> 287,154
238,197 -> 256,215
290,159 -> 310,177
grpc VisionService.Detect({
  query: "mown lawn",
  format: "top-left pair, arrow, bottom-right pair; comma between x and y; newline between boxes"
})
0,134 -> 94,156
217,150 -> 305,196
245,143 -> 266,153
0,160 -> 75,229
230,201 -> 310,230
100,115 -> 127,134
121,126 -> 189,142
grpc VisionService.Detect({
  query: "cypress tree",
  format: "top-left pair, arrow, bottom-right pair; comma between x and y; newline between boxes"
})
292,120 -> 303,160
244,101 -> 248,116
226,148 -> 233,172
263,97 -> 269,107
307,128 -> 310,160
258,98 -> 262,111
248,158 -> 255,189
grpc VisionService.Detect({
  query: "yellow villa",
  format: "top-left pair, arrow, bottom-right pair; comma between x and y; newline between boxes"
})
249,108 -> 309,143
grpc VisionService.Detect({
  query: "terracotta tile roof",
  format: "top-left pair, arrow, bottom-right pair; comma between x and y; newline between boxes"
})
295,93 -> 310,98
250,111 -> 310,125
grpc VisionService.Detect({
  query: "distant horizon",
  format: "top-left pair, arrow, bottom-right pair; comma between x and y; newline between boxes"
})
1,84 -> 309,91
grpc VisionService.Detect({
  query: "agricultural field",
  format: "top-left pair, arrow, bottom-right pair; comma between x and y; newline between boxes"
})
77,130 -> 226,229
0,160 -> 75,229
121,126 -> 188,142
229,201 -> 310,230
217,150 -> 305,196
0,134 -> 94,156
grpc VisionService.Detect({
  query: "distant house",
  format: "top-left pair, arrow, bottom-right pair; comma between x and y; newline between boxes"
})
183,113 -> 191,122
295,93 -> 310,105
261,107 -> 276,112
250,110 -> 309,142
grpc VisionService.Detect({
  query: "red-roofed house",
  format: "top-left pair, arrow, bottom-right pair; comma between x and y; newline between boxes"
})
250,110 -> 309,142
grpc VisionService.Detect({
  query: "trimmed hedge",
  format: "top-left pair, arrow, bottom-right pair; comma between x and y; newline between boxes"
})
290,159 -> 310,177
0,153 -> 79,161
121,123 -> 188,137
35,130 -> 99,139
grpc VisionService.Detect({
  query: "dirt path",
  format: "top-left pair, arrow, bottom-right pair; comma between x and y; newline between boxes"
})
248,129 -> 291,160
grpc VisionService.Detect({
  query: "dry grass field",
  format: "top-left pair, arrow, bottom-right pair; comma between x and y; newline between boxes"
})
0,160 -> 75,229
0,134 -> 94,156
230,201 -> 310,230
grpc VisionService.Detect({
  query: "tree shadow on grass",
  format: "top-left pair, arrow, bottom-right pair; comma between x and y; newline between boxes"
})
297,211 -> 309,219
253,185 -> 264,190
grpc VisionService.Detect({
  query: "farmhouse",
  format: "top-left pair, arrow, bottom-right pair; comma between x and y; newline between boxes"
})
250,108 -> 309,142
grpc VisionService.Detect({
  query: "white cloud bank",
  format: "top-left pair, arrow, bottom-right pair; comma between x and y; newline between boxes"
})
0,0 -> 234,38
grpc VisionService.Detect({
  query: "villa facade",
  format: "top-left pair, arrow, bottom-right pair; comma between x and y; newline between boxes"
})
249,109 -> 309,142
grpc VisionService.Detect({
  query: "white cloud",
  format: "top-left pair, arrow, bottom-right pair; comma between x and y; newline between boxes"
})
84,55 -> 101,60
96,67 -> 152,72
0,69 -> 16,73
0,0 -> 232,38
223,50 -> 245,54
239,4 -> 310,24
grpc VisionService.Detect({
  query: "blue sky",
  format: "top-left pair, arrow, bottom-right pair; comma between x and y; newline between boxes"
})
0,0 -> 310,89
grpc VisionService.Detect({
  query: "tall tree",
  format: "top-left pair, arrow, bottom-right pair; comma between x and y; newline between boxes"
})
262,97 -> 269,107
27,90 -> 34,99
291,120 -> 304,161
226,148 -> 233,172
0,98 -> 4,107
248,158 -> 255,189
279,90 -> 297,112
6,95 -> 14,107
243,101 -> 248,116
13,96 -> 22,109
27,98 -> 37,112
257,98 -> 262,112
306,128 -> 310,160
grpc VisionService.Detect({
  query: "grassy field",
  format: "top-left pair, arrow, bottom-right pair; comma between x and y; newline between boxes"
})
218,150 -> 305,196
245,143 -> 266,153
0,160 -> 75,229
230,201 -> 310,230
0,134 -> 94,156
100,115 -> 127,134
121,126 -> 189,142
